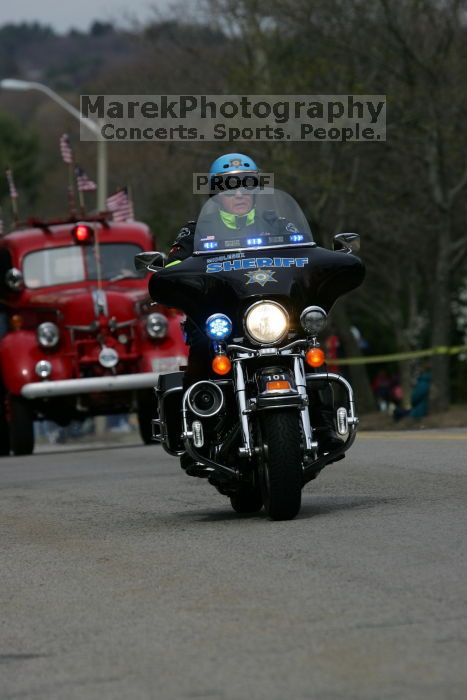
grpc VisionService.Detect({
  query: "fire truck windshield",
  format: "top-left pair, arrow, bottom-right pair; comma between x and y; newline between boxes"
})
23,243 -> 145,289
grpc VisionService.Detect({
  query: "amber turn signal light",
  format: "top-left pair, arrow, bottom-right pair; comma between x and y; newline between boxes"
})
10,314 -> 23,331
266,380 -> 291,391
305,347 -> 325,368
212,354 -> 232,375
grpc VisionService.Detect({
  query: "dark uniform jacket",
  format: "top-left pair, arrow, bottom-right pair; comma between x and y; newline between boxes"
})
167,210 -> 296,265
167,221 -> 197,264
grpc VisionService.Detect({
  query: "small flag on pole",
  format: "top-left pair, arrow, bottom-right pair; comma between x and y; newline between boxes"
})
60,134 -> 77,215
5,169 -> 19,223
75,166 -> 97,192
60,133 -> 73,164
106,186 -> 134,222
5,169 -> 18,199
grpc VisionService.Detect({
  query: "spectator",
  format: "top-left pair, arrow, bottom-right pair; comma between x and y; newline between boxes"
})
409,366 -> 432,418
394,364 -> 431,421
372,369 -> 392,411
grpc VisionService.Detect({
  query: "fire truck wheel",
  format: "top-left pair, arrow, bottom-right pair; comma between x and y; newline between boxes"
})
0,401 -> 10,456
9,396 -> 34,456
137,390 -> 156,445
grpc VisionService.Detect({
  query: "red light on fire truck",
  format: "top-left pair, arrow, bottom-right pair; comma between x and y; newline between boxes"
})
72,224 -> 94,244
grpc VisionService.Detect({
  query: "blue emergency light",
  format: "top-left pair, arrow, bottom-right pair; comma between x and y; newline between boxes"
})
205,313 -> 233,340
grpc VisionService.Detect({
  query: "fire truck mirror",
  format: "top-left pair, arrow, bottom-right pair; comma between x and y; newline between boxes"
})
5,267 -> 24,292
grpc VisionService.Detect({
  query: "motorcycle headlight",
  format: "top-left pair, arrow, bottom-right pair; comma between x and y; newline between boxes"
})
244,301 -> 289,345
146,312 -> 168,339
300,306 -> 327,336
37,322 -> 60,348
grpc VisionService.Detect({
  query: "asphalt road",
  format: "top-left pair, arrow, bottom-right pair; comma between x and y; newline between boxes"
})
1,430 -> 466,700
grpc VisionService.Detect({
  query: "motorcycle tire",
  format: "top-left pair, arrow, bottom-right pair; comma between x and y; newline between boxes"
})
9,396 -> 34,456
259,409 -> 302,521
230,482 -> 263,514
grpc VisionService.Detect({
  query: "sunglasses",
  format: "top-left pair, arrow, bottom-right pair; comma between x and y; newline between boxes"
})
220,188 -> 254,197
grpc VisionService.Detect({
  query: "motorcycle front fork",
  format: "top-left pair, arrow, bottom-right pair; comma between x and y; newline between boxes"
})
233,356 -> 358,463
234,355 -> 316,459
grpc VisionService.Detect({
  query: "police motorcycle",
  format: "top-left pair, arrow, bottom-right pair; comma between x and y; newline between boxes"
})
136,188 -> 364,520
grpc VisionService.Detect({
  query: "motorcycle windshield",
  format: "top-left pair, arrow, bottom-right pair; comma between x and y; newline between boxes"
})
194,189 -> 313,255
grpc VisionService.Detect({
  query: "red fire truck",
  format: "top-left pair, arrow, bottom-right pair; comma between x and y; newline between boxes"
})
0,215 -> 187,456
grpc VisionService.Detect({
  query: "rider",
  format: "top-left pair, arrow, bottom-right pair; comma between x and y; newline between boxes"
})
167,153 -> 261,263
167,152 -> 342,455
166,154 -> 262,390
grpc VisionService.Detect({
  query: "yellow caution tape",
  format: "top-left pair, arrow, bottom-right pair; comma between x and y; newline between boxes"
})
334,345 -> 467,366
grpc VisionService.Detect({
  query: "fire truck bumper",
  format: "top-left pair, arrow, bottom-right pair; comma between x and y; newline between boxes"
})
21,372 -> 162,399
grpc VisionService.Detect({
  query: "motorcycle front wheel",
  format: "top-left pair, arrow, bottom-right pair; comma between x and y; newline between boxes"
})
259,409 -> 302,521
230,481 -> 263,514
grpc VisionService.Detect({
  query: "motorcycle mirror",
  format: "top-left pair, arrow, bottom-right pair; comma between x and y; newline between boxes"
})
134,251 -> 167,272
333,232 -> 360,254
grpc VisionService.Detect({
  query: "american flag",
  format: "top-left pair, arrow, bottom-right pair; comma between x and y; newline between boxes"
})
75,166 -> 97,192
5,169 -> 18,199
106,187 -> 134,222
60,133 -> 73,164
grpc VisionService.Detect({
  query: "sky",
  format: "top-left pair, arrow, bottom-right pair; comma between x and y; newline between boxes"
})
0,0 -> 174,33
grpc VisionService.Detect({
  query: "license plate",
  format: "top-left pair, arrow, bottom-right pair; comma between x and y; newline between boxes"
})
151,356 -> 186,374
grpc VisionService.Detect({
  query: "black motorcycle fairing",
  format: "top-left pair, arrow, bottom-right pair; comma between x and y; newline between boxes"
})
148,244 -> 365,337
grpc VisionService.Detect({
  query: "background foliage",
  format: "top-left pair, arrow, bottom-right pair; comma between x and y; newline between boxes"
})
0,0 -> 466,409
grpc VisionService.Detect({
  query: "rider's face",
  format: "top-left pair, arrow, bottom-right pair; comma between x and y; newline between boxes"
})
219,190 -> 254,215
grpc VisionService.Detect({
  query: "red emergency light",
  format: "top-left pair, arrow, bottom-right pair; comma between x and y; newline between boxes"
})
72,224 -> 94,244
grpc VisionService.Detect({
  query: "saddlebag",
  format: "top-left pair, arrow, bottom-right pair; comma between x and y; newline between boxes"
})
155,371 -> 184,455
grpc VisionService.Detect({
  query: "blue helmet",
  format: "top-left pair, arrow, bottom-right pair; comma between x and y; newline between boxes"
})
209,153 -> 259,179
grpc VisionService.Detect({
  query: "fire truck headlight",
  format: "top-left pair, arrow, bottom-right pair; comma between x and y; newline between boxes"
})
35,360 -> 52,378
146,313 -> 168,339
37,322 -> 60,348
